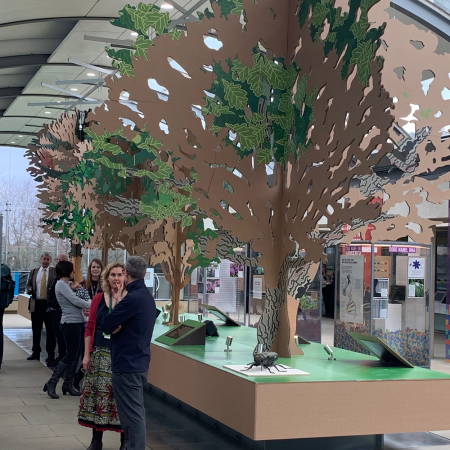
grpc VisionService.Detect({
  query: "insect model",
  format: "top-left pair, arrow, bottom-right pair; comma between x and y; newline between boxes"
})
241,351 -> 288,374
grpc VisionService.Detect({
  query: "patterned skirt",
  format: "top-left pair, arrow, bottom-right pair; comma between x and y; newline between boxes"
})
78,346 -> 123,432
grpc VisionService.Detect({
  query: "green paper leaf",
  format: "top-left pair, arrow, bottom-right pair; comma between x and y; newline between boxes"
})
169,28 -> 183,41
223,80 -> 248,109
256,147 -> 272,165
133,35 -> 153,59
350,40 -> 376,86
225,122 -> 267,151
312,2 -> 330,28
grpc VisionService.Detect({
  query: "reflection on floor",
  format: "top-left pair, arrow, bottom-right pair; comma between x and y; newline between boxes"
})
3,314 -> 450,450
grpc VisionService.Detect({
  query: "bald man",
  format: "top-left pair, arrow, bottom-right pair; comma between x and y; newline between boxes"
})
47,254 -> 69,366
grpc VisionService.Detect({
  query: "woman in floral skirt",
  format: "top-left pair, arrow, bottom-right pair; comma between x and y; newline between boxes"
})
78,262 -> 127,450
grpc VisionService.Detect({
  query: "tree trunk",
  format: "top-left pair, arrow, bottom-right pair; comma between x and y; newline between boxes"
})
168,276 -> 181,326
101,233 -> 108,267
256,257 -> 316,358
70,242 -> 83,283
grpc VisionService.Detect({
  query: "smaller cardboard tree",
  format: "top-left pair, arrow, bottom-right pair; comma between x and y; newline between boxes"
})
26,112 -> 98,280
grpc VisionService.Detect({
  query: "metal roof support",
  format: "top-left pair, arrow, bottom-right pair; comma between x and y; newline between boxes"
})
41,82 -> 98,101
27,100 -> 103,107
55,78 -> 105,85
68,58 -> 114,75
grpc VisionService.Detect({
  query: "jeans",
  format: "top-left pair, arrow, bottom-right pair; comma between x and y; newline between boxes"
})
0,308 -> 4,368
112,371 -> 148,450
31,300 -> 56,356
50,309 -> 65,360
60,323 -> 83,379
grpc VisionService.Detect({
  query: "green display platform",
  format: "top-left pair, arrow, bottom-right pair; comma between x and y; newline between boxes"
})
148,314 -> 450,447
151,315 -> 450,383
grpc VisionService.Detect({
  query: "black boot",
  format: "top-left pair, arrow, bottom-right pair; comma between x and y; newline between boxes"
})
43,361 -> 68,399
87,429 -> 103,450
61,378 -> 80,396
62,360 -> 81,396
119,433 -> 127,450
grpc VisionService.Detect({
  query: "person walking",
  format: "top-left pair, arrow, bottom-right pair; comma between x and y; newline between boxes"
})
26,252 -> 57,363
47,254 -> 69,366
102,256 -> 157,450
0,263 -> 15,370
79,261 -> 127,450
43,261 -> 91,399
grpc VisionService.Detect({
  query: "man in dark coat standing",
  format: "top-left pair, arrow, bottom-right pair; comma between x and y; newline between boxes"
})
102,256 -> 157,450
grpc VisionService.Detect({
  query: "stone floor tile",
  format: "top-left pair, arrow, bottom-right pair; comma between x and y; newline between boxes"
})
22,409 -> 78,425
0,412 -> 29,427
0,424 -> 55,440
0,436 -> 85,450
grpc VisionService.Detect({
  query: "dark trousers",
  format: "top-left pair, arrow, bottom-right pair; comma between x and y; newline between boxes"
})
112,371 -> 148,450
50,309 -> 65,360
0,308 -> 4,368
31,300 -> 56,357
60,323 -> 83,379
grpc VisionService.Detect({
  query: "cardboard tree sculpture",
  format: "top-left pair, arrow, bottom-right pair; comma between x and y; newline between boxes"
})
346,7 -> 450,244
87,0 -> 396,356
26,112 -> 98,281
86,101 -> 257,326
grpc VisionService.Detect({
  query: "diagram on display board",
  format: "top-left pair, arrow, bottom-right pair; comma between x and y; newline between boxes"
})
340,256 -> 364,324
408,258 -> 426,279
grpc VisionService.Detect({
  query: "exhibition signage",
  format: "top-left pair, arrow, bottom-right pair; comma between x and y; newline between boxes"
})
388,246 -> 417,253
340,255 -> 364,325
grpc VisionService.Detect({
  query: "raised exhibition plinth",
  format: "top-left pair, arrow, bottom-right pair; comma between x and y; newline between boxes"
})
148,316 -> 450,448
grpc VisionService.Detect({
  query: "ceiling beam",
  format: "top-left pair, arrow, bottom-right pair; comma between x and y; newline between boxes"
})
0,131 -> 35,136
0,144 -> 30,149
0,88 -> 82,100
0,54 -> 113,71
0,114 -> 54,120
0,17 -> 115,29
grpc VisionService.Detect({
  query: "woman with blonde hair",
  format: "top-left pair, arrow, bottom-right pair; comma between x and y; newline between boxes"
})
78,262 -> 127,450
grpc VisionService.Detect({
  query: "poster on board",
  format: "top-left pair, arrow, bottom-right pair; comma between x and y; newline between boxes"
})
408,258 -> 426,278
340,255 -> 364,324
253,277 -> 263,299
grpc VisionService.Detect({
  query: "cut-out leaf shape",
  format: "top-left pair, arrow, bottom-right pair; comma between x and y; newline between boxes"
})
223,80 -> 248,109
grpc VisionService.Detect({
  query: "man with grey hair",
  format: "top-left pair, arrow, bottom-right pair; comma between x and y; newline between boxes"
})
26,252 -> 57,362
102,256 -> 157,450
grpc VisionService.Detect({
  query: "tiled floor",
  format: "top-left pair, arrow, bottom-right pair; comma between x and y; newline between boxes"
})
2,314 -> 450,450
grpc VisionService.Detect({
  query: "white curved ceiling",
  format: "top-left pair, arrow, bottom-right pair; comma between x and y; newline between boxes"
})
0,0 -> 210,149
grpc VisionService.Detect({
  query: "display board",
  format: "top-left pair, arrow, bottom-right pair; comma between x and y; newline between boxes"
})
202,304 -> 241,326
339,255 -> 364,324
155,319 -> 206,346
348,331 -> 414,368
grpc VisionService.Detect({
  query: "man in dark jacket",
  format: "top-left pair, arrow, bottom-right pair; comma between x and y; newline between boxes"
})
26,252 -> 56,362
102,256 -> 157,450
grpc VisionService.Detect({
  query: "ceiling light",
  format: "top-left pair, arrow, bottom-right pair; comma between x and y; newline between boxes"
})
70,88 -> 78,91
56,100 -> 61,103
18,135 -> 23,137
161,3 -> 174,9
45,111 -> 51,114
87,72 -> 96,77
131,32 -> 138,36
11,141 -> 15,144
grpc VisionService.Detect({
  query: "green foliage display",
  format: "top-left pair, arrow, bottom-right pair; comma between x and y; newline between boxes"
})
107,3 -> 178,76
298,0 -> 385,85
